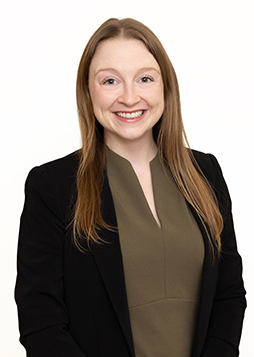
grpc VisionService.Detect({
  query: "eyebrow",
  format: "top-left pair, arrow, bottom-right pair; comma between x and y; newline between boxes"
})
94,67 -> 161,76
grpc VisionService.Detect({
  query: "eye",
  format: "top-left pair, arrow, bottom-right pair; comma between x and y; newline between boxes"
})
139,76 -> 153,83
103,78 -> 117,85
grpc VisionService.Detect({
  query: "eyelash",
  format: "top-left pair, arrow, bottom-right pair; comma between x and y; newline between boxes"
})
102,78 -> 117,85
139,75 -> 154,83
102,75 -> 154,85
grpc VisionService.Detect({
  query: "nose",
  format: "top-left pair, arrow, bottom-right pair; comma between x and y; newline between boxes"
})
117,83 -> 141,107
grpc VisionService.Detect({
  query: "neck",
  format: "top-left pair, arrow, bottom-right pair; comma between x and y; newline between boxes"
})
105,135 -> 158,166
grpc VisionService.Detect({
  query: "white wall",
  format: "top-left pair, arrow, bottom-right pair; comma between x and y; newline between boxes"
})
1,0 -> 253,355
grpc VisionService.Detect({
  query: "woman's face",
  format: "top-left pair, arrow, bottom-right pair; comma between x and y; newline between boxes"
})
88,38 -> 164,148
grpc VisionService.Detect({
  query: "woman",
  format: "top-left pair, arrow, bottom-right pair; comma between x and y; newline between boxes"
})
15,18 -> 246,357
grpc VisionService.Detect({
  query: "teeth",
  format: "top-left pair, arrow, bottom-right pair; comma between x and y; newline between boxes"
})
116,110 -> 144,119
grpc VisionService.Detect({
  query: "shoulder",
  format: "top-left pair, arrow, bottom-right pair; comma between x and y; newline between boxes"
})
191,149 -> 231,212
28,150 -> 80,182
40,150 -> 80,178
191,149 -> 224,187
25,151 -> 80,218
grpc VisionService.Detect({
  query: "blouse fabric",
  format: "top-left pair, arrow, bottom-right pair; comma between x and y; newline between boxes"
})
106,147 -> 205,357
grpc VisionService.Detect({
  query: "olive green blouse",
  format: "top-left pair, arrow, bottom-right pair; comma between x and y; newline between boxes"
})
106,147 -> 204,357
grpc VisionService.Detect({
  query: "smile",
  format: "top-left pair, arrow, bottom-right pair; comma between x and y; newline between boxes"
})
113,110 -> 147,123
115,110 -> 144,119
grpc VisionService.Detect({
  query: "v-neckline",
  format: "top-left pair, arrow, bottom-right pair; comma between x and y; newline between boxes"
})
105,146 -> 162,230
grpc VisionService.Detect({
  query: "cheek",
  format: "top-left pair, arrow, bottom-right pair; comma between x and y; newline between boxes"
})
89,90 -> 114,129
91,89 -> 114,114
150,89 -> 164,113
148,82 -> 164,104
158,89 -> 165,114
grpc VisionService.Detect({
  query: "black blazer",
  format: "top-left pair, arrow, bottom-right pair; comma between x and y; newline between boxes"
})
15,150 -> 246,357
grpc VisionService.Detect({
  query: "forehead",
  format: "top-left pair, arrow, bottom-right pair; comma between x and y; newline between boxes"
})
89,38 -> 160,73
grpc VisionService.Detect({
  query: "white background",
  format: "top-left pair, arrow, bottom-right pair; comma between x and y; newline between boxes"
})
1,0 -> 253,355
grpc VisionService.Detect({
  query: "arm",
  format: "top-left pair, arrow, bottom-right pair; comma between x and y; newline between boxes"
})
201,154 -> 246,357
15,166 -> 86,357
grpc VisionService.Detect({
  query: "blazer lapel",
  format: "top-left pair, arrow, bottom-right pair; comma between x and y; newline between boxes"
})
189,205 -> 219,357
92,175 -> 135,357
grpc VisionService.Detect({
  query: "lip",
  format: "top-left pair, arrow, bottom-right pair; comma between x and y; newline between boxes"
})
113,110 -> 147,123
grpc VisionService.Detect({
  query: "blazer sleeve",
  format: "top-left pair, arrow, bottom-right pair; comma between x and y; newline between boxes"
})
200,154 -> 246,357
15,166 -> 86,357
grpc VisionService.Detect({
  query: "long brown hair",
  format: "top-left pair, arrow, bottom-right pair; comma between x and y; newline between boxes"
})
74,18 -> 223,256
